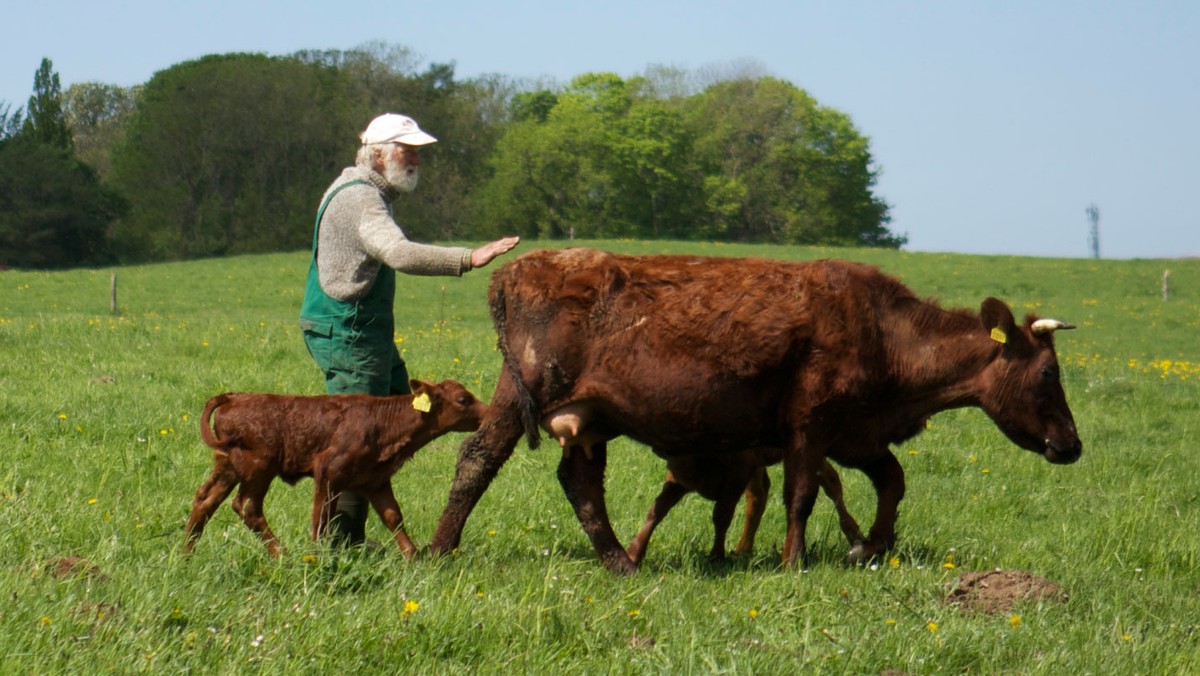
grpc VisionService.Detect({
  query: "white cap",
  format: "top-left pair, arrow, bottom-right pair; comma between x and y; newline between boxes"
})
359,113 -> 437,146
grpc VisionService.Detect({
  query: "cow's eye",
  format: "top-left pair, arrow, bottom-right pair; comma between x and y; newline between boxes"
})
1040,365 -> 1059,381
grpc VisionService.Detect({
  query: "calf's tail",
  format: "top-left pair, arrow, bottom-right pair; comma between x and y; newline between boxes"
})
199,393 -> 235,452
489,281 -> 543,450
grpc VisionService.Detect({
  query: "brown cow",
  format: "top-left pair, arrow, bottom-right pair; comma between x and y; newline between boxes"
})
184,379 -> 487,557
430,249 -> 1081,574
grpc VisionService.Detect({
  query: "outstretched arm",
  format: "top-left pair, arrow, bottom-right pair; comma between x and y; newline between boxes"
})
470,237 -> 521,269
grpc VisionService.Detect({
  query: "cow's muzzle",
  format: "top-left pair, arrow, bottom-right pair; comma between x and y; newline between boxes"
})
1043,438 -> 1082,465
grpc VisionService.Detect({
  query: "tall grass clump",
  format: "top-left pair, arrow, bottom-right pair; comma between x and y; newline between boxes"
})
1,241 -> 1197,672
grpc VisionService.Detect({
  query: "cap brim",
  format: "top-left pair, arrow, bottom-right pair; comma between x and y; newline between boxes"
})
391,130 -> 438,146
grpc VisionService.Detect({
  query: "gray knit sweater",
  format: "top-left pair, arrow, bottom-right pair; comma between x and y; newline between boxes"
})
314,166 -> 473,301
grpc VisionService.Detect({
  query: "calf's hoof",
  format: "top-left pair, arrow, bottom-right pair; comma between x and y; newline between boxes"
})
601,550 -> 639,576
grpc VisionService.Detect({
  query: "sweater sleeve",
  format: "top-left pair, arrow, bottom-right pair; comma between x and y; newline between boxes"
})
356,197 -> 472,277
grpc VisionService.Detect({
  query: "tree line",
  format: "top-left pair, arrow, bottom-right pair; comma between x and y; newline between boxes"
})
0,46 -> 905,269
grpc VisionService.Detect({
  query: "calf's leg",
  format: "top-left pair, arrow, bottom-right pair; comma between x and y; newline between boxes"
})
557,441 -> 636,575
847,451 -> 905,563
817,460 -> 866,547
707,490 -> 744,562
626,471 -> 690,566
732,467 -> 770,555
309,471 -> 340,543
365,485 -> 418,557
232,477 -> 281,557
781,450 -> 823,569
183,453 -> 239,552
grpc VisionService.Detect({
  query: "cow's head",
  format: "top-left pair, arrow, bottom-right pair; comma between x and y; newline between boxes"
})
977,298 -> 1082,465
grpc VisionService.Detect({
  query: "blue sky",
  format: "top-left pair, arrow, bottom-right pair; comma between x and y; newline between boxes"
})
4,0 -> 1197,259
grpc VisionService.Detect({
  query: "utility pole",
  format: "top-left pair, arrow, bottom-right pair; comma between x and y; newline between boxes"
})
1086,204 -> 1100,259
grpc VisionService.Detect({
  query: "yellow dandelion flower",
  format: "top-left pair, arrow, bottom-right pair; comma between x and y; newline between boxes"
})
885,618 -> 897,625
942,562 -> 956,570
927,622 -> 939,632
39,616 -> 52,626
907,449 -> 919,456
982,468 -> 991,474
748,608 -> 759,619
58,413 -> 68,420
628,609 -> 641,618
301,555 -> 317,564
487,529 -> 497,536
87,498 -> 98,505
401,600 -> 420,617
1009,614 -> 1021,627
889,556 -> 901,569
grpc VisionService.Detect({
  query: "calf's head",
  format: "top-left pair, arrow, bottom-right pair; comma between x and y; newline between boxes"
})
410,379 -> 489,433
977,298 -> 1082,465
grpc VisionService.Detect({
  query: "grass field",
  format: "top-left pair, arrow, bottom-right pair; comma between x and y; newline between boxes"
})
1,240 -> 1198,673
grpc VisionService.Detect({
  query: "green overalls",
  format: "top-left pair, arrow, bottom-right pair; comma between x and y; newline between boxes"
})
298,178 -> 411,543
299,179 -> 412,397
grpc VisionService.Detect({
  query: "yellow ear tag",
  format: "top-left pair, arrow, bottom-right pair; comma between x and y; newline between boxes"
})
412,392 -> 432,412
990,327 -> 1007,344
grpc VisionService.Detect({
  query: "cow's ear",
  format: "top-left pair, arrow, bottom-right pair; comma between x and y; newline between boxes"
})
979,297 -> 1017,344
409,379 -> 428,394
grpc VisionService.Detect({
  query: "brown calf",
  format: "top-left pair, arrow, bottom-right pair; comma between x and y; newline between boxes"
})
626,419 -> 927,566
546,411 -> 866,566
626,455 -> 863,566
183,379 -> 487,557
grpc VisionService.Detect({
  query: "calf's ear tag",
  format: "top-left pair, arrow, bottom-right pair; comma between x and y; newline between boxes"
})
990,327 -> 1007,344
412,392 -> 432,412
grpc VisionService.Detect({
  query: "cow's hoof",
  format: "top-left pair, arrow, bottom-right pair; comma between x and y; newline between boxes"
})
847,542 -> 876,565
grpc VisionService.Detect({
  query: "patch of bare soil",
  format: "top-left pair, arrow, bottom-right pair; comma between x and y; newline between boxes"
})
944,569 -> 1067,614
47,555 -> 106,581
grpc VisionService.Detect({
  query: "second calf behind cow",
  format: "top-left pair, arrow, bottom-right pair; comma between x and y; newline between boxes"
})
184,379 -> 487,557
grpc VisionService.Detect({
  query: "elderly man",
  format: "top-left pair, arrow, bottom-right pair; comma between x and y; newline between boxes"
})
299,113 -> 519,546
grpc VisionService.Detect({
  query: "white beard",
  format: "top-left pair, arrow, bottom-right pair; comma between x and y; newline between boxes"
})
384,158 -> 420,193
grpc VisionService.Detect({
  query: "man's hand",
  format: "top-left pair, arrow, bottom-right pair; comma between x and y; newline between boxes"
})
470,236 -> 521,269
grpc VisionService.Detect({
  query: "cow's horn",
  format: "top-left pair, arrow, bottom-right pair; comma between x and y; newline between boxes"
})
1031,319 -> 1076,334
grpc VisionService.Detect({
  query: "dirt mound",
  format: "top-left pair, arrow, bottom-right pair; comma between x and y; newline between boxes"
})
945,569 -> 1066,614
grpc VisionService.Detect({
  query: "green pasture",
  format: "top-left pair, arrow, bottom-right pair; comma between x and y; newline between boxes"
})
1,240 -> 1197,673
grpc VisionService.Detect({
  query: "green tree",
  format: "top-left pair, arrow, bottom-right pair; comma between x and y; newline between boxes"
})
0,135 -> 125,268
687,77 -> 902,247
23,58 -> 72,150
0,102 -> 23,140
64,82 -> 139,180
108,53 -> 358,261
477,73 -> 702,240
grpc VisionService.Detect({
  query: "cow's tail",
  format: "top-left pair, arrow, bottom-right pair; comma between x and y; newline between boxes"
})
199,393 -> 235,453
489,281 -> 543,450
